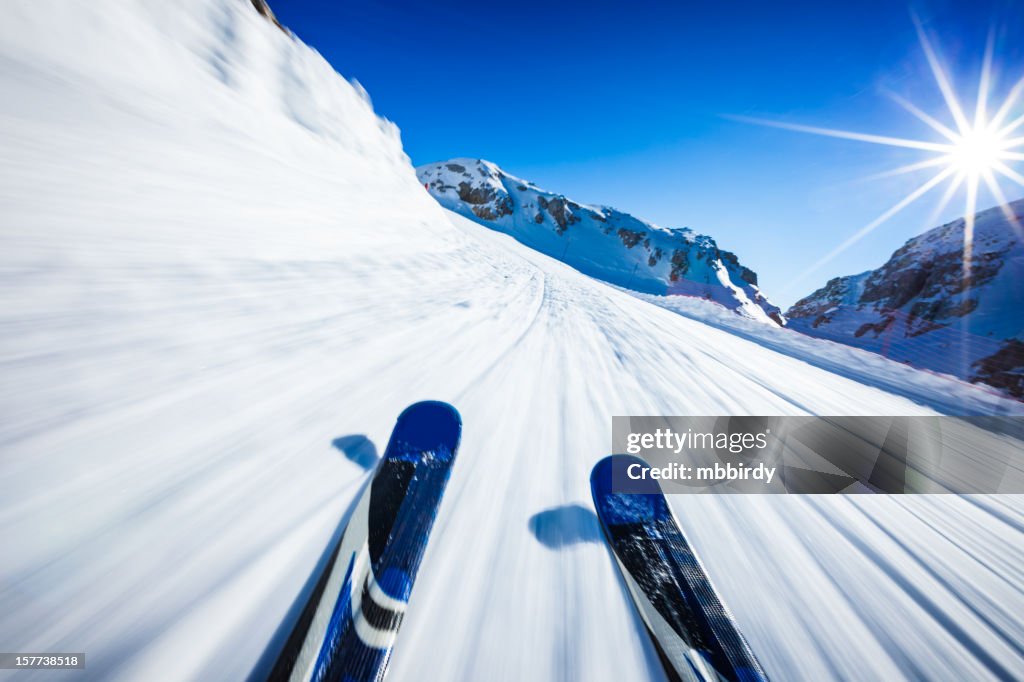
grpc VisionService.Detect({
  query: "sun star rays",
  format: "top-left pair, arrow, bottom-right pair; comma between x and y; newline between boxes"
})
737,17 -> 1024,289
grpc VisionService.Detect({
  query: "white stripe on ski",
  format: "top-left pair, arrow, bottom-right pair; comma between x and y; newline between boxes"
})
367,569 -> 407,613
350,563 -> 401,649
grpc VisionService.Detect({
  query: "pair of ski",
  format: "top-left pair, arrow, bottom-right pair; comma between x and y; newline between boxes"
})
262,402 -> 766,682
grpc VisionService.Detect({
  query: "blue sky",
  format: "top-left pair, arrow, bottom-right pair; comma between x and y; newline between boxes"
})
270,0 -> 1024,308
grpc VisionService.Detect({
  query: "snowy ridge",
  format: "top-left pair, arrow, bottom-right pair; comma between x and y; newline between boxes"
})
787,201 -> 1024,398
417,159 -> 785,325
1,2 -> 1023,682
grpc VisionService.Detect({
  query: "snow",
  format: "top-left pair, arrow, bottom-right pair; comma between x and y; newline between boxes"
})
1,2 -> 1023,681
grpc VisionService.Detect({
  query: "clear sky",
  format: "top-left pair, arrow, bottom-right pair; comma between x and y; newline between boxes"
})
270,0 -> 1024,308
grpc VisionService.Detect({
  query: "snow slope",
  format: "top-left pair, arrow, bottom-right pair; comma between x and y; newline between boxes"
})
417,159 -> 785,325
1,2 -> 1024,681
787,202 -> 1024,399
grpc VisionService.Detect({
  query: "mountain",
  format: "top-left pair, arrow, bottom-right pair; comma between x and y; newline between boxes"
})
786,200 -> 1024,398
416,159 -> 784,325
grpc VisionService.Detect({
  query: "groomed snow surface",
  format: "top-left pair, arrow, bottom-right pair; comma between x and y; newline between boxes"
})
1,1 -> 1023,680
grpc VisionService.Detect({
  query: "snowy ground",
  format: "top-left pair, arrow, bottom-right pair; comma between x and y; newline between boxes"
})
1,2 -> 1024,681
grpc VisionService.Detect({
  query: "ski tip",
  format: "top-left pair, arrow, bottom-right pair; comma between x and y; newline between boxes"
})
590,454 -> 656,497
590,455 -> 668,526
387,401 -> 462,461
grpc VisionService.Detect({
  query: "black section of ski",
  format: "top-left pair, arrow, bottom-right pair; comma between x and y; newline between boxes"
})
606,520 -> 715,653
607,517 -> 767,680
367,459 -> 415,566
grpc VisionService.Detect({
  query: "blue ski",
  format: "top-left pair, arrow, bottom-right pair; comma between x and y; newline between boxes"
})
267,401 -> 461,682
591,455 -> 769,682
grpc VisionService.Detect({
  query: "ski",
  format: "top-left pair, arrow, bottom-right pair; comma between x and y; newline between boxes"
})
267,401 -> 461,682
591,455 -> 769,682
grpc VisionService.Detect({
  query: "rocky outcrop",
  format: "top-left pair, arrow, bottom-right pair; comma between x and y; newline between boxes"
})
249,0 -> 286,33
537,196 -> 582,234
972,340 -> 1024,398
617,228 -> 645,249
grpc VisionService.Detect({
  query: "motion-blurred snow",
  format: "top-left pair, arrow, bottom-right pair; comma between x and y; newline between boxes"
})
1,1 -> 1023,681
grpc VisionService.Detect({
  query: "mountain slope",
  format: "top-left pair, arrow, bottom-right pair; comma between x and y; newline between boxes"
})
417,159 -> 785,325
1,2 -> 1023,682
787,201 -> 1024,398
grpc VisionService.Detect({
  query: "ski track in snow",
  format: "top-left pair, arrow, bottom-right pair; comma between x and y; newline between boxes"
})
1,2 -> 1024,681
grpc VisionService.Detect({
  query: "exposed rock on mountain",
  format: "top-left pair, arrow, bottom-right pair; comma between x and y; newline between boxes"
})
249,0 -> 286,32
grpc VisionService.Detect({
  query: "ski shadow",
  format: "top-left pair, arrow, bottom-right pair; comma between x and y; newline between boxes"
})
528,504 -> 602,550
332,434 -> 379,471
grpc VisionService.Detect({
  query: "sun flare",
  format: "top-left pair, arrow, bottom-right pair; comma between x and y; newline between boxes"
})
738,17 -> 1024,285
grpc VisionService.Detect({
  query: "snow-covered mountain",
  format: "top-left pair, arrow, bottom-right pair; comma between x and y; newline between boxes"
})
787,200 -> 1024,398
417,159 -> 785,325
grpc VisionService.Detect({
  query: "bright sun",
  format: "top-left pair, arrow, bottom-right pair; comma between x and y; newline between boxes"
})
738,17 -> 1024,285
950,127 -> 1007,176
